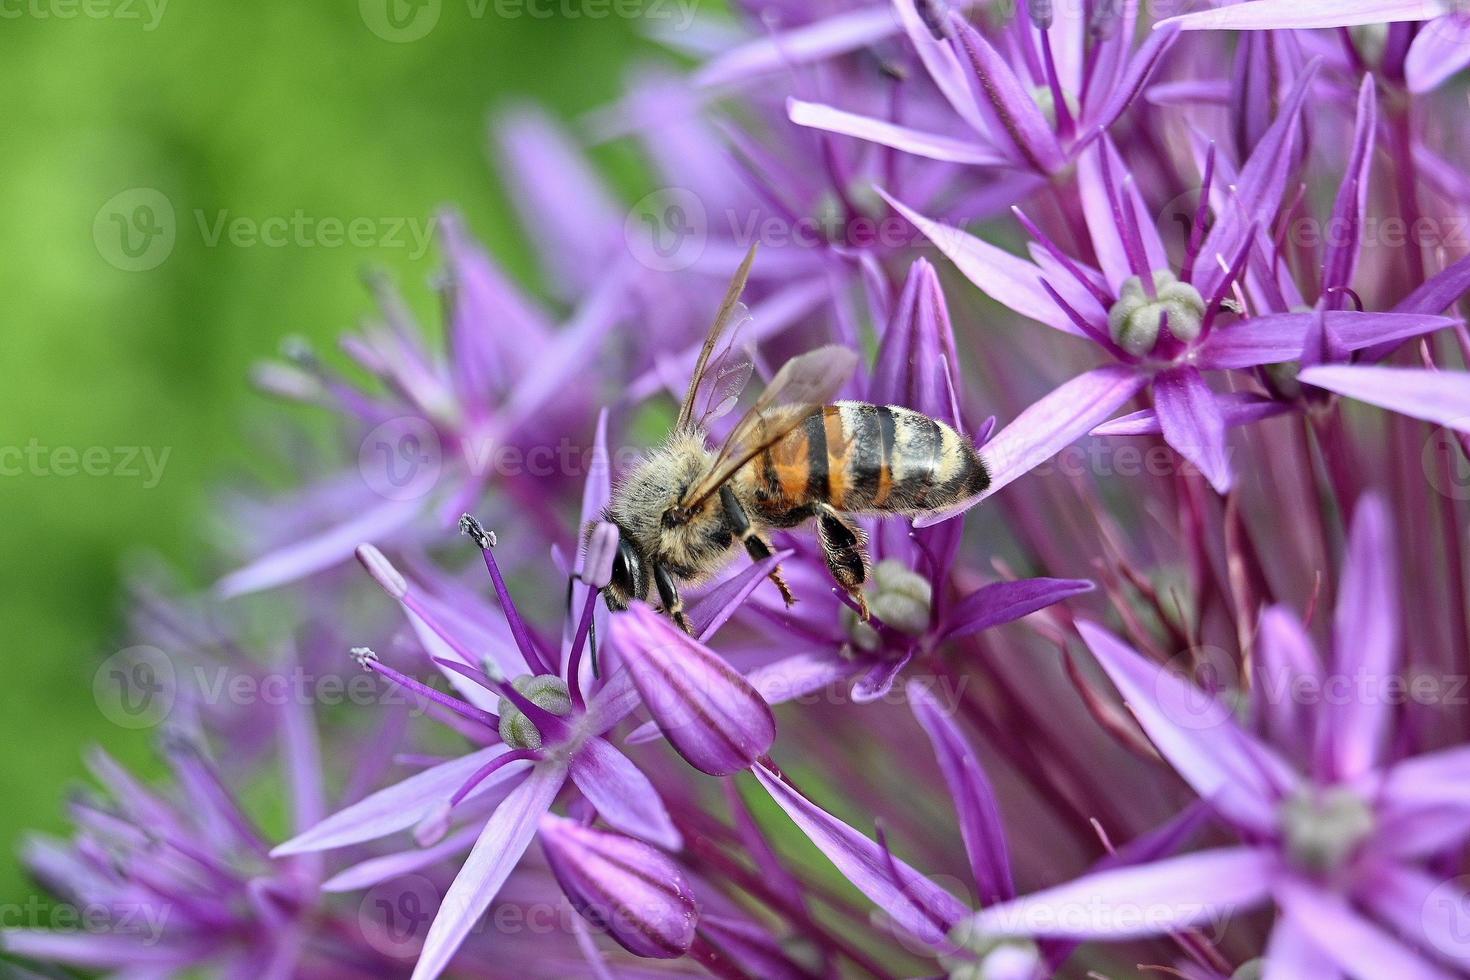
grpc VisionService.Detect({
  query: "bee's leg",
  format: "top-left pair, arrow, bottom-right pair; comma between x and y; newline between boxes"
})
721,486 -> 795,607
814,504 -> 870,621
653,564 -> 692,634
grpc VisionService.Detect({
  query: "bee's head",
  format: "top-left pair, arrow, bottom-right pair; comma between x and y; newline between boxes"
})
602,528 -> 649,611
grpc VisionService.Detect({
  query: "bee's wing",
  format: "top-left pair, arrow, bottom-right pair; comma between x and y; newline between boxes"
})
678,345 -> 859,512
676,244 -> 758,432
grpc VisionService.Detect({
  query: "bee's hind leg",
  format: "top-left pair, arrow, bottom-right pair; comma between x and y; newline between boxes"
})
653,564 -> 692,634
814,504 -> 871,621
721,486 -> 795,607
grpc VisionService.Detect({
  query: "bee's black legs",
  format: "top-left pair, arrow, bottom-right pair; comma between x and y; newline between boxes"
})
653,563 -> 691,634
815,504 -> 870,620
722,487 -> 795,607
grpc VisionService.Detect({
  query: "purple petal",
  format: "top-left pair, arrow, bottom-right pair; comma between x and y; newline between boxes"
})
787,99 -> 1003,165
916,366 -> 1148,526
1275,877 -> 1450,980
1160,0 -> 1441,31
753,764 -> 969,948
608,603 -> 775,776
1077,137 -> 1169,293
1087,24 -> 1180,134
940,577 -> 1094,643
1153,366 -> 1234,494
1298,366 -> 1470,433
1318,494 -> 1398,780
693,6 -> 901,88
569,736 -> 681,850
1397,253 -> 1470,316
688,551 -> 794,642
1197,312 -> 1454,369
1360,864 -> 1470,970
1407,17 -> 1470,91
1263,915 -> 1342,980
0,931 -> 201,970
970,847 -> 1275,939
271,747 -> 530,855
878,190 -> 1080,335
1254,605 -> 1323,752
1078,620 -> 1298,833
870,258 -> 963,424
321,825 -> 480,892
948,14 -> 1066,173
411,763 -> 566,980
744,648 -> 860,706
216,496 -> 422,597
1322,78 -> 1378,295
539,815 -> 698,960
1380,744 -> 1470,820
1094,392 -> 1293,435
909,681 -> 1015,905
851,651 -> 913,703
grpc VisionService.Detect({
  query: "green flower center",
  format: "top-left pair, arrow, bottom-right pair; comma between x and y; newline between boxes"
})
1107,270 -> 1207,357
498,675 -> 573,750
1280,786 -> 1375,875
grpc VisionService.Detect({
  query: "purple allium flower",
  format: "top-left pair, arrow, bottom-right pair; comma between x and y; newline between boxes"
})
966,494 -> 1470,976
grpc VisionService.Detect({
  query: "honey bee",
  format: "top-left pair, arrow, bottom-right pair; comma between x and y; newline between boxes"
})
601,247 -> 990,632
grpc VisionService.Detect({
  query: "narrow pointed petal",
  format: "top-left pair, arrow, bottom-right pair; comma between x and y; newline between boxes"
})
1319,494 -> 1397,779
1078,620 -> 1298,832
1077,138 -> 1169,293
916,366 -> 1148,526
871,258 -> 963,424
1396,253 -> 1470,316
271,747 -> 529,855
1197,312 -> 1455,369
1298,366 -> 1470,432
1263,915 -> 1342,980
851,651 -> 913,703
1276,878 -> 1452,980
1362,864 -> 1470,970
688,551 -> 793,641
879,190 -> 1082,335
1087,24 -> 1180,134
909,682 -> 1015,905
411,763 -> 566,980
970,847 -> 1274,939
753,764 -> 968,947
321,825 -> 481,892
1093,393 -> 1292,435
1322,78 -> 1378,295
539,815 -> 698,959
744,648 -> 860,706
216,496 -> 421,597
1381,744 -> 1470,812
788,99 -> 1004,165
1406,17 -> 1470,91
569,736 -> 681,850
1153,367 -> 1234,494
940,577 -> 1094,642
0,932 -> 201,970
693,6 -> 902,88
948,15 -> 1066,173
1255,605 -> 1322,751
1160,0 -> 1442,31
609,603 -> 775,776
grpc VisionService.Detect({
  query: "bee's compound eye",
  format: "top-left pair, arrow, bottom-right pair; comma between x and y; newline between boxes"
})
610,538 -> 646,600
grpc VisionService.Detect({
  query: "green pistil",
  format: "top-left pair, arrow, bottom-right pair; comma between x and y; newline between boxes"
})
1107,271 -> 1207,357
1280,786 -> 1375,875
498,675 -> 573,751
843,560 -> 934,652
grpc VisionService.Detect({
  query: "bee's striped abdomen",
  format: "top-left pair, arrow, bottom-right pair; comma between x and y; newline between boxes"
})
756,401 -> 989,518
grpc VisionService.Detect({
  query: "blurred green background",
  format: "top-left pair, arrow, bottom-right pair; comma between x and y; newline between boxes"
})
0,0 -> 662,908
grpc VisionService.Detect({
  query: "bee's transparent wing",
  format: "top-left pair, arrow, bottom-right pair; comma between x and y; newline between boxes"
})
676,244 -> 758,432
689,304 -> 755,430
677,345 -> 859,512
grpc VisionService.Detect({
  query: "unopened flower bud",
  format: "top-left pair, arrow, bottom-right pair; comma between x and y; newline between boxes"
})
539,815 -> 698,959
1107,271 -> 1206,357
497,675 -> 573,751
583,521 -> 620,590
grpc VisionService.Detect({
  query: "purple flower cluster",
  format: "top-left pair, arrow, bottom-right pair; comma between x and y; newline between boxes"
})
10,1 -> 1470,978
